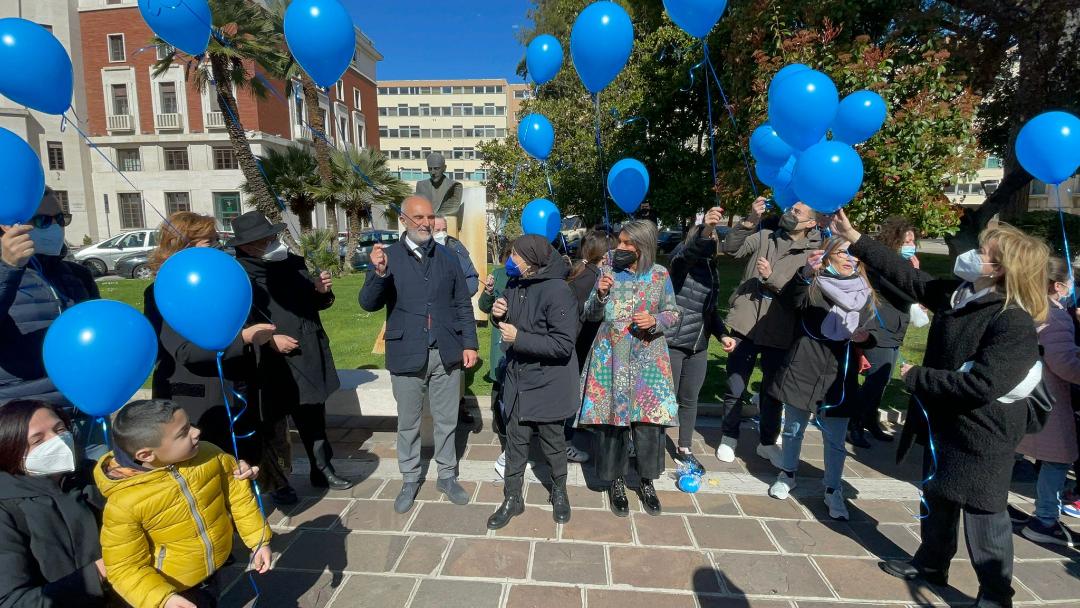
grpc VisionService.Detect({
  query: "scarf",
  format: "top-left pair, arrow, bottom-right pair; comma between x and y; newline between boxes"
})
816,274 -> 871,340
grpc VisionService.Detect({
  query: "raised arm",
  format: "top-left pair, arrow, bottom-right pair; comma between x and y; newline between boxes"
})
219,453 -> 272,551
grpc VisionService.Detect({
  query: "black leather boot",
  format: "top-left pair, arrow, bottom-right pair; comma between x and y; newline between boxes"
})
879,560 -> 948,586
550,478 -> 571,524
608,477 -> 629,517
310,470 -> 356,490
487,493 -> 525,529
638,479 -> 662,516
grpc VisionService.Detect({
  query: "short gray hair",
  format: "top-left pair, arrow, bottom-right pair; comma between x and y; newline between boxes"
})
620,220 -> 658,275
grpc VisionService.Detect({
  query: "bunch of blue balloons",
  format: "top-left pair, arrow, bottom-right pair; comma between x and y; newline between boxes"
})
750,64 -> 887,213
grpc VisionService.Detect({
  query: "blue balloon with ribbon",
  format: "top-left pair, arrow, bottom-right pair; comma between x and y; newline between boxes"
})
768,68 -> 839,151
0,18 -> 73,115
792,141 -> 864,213
137,0 -> 212,57
1015,111 -> 1080,185
607,158 -> 650,214
755,156 -> 795,191
662,0 -> 728,39
749,123 -> 794,167
772,185 -> 799,210
42,300 -> 157,417
831,90 -> 888,146
518,113 -> 555,161
521,198 -> 562,243
570,1 -> 634,94
0,128 -> 45,225
285,0 -> 356,88
526,35 -> 564,85
154,247 -> 254,352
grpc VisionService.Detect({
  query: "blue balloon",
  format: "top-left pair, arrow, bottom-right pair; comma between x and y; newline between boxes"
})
138,0 -> 212,57
285,0 -> 356,88
662,0 -> 728,39
1016,111 -> 1080,186
831,90 -> 887,146
43,300 -> 157,417
772,185 -> 799,210
749,123 -> 794,167
518,113 -> 555,161
607,158 -> 650,214
755,156 -> 795,191
0,19 -> 73,115
768,63 -> 810,99
677,473 -> 701,493
0,128 -> 45,225
526,35 -> 564,85
768,68 -> 838,150
792,141 -> 864,213
570,2 -> 634,94
154,248 -> 253,352
521,199 -> 562,243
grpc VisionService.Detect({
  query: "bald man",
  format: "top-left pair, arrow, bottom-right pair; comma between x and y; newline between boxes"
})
359,195 -> 479,513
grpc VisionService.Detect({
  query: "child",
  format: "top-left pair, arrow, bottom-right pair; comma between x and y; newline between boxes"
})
95,399 -> 272,608
766,238 -> 876,520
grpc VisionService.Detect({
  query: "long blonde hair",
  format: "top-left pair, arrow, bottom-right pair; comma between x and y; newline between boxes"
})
148,212 -> 218,272
981,224 -> 1049,323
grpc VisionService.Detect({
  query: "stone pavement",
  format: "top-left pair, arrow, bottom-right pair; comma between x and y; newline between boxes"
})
213,414 -> 1080,608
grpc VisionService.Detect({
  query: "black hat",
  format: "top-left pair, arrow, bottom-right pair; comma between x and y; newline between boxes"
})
226,211 -> 285,247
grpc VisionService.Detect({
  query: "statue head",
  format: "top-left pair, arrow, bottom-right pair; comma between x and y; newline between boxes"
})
426,152 -> 446,182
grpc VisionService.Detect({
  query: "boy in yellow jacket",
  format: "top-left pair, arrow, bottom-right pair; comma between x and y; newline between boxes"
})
95,399 -> 272,608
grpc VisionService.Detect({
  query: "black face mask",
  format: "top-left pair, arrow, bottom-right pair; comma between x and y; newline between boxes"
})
612,249 -> 638,272
779,211 -> 801,232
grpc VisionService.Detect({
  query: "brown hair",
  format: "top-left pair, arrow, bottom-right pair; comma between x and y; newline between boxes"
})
1047,256 -> 1071,288
148,212 -> 218,272
876,216 -> 918,251
0,401 -> 66,475
568,230 -> 616,283
981,224 -> 1050,323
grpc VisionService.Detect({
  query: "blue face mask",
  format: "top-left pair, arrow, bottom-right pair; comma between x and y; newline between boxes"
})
29,224 -> 65,257
504,257 -> 521,278
900,245 -> 917,259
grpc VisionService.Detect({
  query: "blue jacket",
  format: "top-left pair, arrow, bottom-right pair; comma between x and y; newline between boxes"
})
443,236 -> 480,297
358,238 -> 479,375
0,255 -> 99,405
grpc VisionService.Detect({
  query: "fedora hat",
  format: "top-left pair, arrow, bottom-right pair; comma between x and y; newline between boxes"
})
226,211 -> 285,247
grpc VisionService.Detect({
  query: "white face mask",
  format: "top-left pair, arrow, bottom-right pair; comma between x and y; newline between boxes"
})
953,249 -> 992,283
433,231 -> 448,245
261,240 -> 289,262
23,431 -> 76,477
29,224 -> 65,257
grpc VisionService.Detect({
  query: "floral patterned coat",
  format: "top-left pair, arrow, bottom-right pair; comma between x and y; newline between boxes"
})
578,263 -> 680,427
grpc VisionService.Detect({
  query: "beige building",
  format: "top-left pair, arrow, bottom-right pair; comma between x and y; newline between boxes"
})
946,154 -> 1080,211
377,79 -> 531,186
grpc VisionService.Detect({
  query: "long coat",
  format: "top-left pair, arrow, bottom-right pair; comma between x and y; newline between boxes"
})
850,236 -> 1039,513
496,252 -> 580,422
578,263 -> 680,427
1017,300 -> 1080,464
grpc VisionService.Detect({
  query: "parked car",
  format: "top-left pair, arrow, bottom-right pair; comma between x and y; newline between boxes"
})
74,230 -> 159,276
657,230 -> 685,254
115,245 -> 236,280
351,230 -> 400,270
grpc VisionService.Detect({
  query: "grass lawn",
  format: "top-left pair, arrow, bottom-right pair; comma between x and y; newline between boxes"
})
102,252 -> 952,408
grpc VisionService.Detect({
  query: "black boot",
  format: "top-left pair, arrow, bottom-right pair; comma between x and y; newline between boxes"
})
487,489 -> 525,530
310,470 -> 356,490
638,479 -> 662,516
879,560 -> 948,586
847,427 -> 872,449
608,478 -> 629,517
550,479 -> 571,524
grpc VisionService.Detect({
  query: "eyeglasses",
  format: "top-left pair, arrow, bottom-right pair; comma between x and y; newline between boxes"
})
30,213 -> 72,229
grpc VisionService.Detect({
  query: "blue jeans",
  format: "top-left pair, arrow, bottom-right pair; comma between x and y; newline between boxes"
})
780,404 -> 848,491
1035,461 -> 1071,525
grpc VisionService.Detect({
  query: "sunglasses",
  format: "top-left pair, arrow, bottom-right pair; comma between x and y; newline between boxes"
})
30,213 -> 72,229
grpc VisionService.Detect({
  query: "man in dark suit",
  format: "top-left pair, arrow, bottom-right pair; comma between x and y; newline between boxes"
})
359,195 -> 479,513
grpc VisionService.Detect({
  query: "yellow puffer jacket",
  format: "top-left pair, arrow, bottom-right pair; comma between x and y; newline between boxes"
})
94,443 -> 271,608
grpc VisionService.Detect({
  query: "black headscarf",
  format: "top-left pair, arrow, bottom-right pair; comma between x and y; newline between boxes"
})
512,234 -> 555,269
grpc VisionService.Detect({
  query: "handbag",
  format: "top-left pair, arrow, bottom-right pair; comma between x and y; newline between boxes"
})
1025,376 -> 1055,434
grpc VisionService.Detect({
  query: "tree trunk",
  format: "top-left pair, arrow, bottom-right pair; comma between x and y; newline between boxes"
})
296,205 -> 313,231
303,75 -> 339,238
346,206 -> 363,265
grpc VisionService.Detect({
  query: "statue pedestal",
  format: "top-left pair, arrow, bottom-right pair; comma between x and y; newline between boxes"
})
459,187 -> 489,321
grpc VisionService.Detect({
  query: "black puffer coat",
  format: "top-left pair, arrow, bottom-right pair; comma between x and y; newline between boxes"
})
851,236 -> 1039,513
495,250 -> 580,423
665,225 -> 726,352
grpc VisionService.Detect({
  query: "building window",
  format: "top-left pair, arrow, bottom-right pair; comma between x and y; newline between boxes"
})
164,147 -> 189,170
117,148 -> 141,171
156,44 -> 174,60
53,190 -> 69,214
353,88 -> 362,110
158,82 -> 178,114
1031,180 -> 1048,196
107,34 -> 125,62
214,192 -> 242,231
338,115 -> 349,144
46,142 -> 64,170
165,192 -> 190,214
985,156 -> 1002,170
118,193 -> 144,229
110,84 -> 129,115
213,147 -> 238,170
336,81 -> 344,101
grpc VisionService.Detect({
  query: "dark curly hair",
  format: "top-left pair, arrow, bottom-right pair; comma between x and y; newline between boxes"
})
876,216 -> 919,251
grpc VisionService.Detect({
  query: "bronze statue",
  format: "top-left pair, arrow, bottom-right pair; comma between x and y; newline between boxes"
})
415,152 -> 463,235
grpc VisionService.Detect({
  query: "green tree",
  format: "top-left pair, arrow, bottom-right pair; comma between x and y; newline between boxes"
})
241,146 -> 320,230
317,148 -> 411,256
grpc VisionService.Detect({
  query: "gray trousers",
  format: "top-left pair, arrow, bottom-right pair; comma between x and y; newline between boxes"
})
391,348 -> 462,482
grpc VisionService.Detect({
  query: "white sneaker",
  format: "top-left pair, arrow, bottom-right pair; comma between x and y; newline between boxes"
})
824,487 -> 849,521
567,445 -> 590,463
756,443 -> 784,469
715,436 -> 737,463
495,452 -> 506,479
769,472 -> 796,500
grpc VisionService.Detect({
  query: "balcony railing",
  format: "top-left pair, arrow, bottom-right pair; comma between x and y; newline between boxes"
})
204,111 -> 225,129
106,114 -> 133,131
155,113 -> 182,130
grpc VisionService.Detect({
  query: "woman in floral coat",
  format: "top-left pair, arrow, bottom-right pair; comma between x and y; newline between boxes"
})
579,220 -> 680,517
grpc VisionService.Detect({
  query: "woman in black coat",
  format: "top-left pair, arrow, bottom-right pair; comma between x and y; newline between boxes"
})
833,211 -> 1047,608
487,235 -> 580,529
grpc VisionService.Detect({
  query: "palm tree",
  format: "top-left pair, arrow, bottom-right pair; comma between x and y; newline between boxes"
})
317,148 -> 410,256
152,0 -> 287,222
241,146 -> 319,230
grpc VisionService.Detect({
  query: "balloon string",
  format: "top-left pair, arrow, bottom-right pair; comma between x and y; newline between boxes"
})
593,94 -> 610,228
542,161 -> 555,200
1053,184 -> 1077,307
799,318 -> 851,449
909,392 -> 939,520
703,43 -> 759,197
701,45 -> 719,206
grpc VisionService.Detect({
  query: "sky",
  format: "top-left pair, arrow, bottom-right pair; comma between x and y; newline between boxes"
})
343,0 -> 534,82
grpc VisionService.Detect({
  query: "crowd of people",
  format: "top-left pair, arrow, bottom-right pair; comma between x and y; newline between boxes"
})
0,186 -> 1076,608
